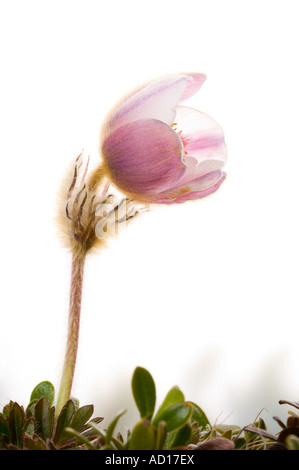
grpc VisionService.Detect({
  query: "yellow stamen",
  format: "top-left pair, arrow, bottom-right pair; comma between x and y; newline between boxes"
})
179,186 -> 190,195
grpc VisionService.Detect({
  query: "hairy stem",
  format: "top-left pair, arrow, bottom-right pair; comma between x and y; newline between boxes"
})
55,253 -> 86,418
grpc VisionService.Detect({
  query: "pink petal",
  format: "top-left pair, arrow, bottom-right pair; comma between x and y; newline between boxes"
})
102,119 -> 186,199
174,174 -> 226,203
178,158 -> 226,187
102,75 -> 190,138
179,73 -> 206,102
174,106 -> 227,176
154,171 -> 226,204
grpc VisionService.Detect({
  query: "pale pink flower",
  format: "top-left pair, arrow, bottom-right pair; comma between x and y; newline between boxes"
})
100,73 -> 227,204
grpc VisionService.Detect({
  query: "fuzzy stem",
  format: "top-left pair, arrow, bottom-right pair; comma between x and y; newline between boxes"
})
55,253 -> 86,418
87,162 -> 107,192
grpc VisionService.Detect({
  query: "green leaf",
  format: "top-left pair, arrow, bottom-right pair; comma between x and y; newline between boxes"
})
216,423 -> 240,435
286,434 -> 299,450
65,427 -> 97,450
154,403 -> 192,433
169,422 -> 192,449
188,401 -> 210,429
110,436 -> 126,450
254,417 -> 267,430
86,415 -> 126,450
152,386 -> 184,426
129,419 -> 156,450
34,397 -> 54,440
0,414 -> 9,438
88,420 -> 107,440
23,417 -> 35,437
221,429 -> 233,440
26,399 -> 39,417
7,402 -> 26,448
53,399 -> 75,444
132,367 -> 156,420
105,409 -> 126,444
234,437 -> 246,449
71,397 -> 80,410
69,404 -> 94,431
2,401 -> 15,419
23,435 -> 48,450
30,381 -> 55,407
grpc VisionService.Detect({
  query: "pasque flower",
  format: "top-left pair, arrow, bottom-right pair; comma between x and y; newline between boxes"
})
99,73 -> 227,204
55,73 -> 226,418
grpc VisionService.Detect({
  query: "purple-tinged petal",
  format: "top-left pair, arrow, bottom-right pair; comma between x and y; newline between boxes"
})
102,119 -> 186,199
102,75 -> 190,138
179,73 -> 206,103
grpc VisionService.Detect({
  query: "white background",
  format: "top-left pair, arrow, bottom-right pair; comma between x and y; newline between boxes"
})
1,0 -> 299,435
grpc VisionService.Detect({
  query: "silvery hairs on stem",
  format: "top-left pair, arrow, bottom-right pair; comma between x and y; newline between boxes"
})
56,152 -> 148,258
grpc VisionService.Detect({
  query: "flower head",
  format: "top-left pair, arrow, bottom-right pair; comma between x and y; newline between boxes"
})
100,73 -> 227,204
